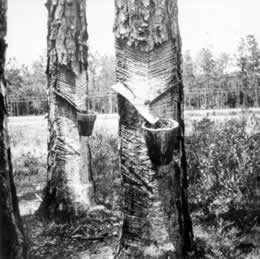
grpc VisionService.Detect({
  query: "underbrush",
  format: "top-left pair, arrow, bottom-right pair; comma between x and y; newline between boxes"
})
10,121 -> 47,200
90,133 -> 121,210
186,116 -> 260,258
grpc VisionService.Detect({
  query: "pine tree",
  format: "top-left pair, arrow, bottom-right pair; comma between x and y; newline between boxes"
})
114,0 -> 194,257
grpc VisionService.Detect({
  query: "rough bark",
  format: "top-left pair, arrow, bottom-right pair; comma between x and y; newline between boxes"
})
39,0 -> 95,221
0,0 -> 28,257
114,0 -> 194,257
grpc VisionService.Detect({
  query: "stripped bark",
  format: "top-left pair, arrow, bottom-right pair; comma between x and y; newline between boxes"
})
39,0 -> 95,221
0,0 -> 28,257
114,0 -> 194,257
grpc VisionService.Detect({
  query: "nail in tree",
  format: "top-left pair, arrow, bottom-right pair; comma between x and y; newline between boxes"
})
39,0 -> 97,221
0,0 -> 27,257
113,0 -> 194,257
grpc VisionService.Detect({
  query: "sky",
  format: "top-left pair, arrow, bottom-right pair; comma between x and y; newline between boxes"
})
6,0 -> 260,67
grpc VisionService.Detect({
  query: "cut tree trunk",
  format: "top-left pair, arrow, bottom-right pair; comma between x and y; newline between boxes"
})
114,0 -> 194,257
38,0 -> 97,221
0,0 -> 28,257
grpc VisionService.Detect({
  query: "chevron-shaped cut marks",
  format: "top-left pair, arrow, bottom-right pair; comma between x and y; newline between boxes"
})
116,40 -> 179,101
75,72 -> 88,111
116,40 -> 180,121
55,68 -> 77,108
55,67 -> 87,110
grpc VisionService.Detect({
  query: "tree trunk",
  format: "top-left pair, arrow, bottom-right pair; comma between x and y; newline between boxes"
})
0,0 -> 28,257
114,0 -> 194,257
39,0 -> 96,221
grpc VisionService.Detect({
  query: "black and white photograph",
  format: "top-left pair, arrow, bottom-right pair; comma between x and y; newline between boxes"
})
0,0 -> 259,258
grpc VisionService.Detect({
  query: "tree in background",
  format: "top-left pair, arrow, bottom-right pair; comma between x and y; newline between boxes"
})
88,51 -> 116,112
215,52 -> 230,77
5,56 -> 47,99
30,55 -> 47,96
237,35 -> 260,107
0,0 -> 27,257
5,58 -> 31,98
183,50 -> 231,89
88,51 -> 116,93
197,47 -> 217,79
196,48 -> 217,108
183,50 -> 196,90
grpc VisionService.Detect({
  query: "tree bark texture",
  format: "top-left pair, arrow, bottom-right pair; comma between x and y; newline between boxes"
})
114,0 -> 194,257
0,0 -> 27,257
39,0 -> 94,220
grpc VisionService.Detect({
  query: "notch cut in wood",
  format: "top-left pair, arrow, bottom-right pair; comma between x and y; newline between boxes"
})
111,82 -> 159,125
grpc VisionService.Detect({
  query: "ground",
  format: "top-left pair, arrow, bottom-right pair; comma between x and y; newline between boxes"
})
8,109 -> 260,258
